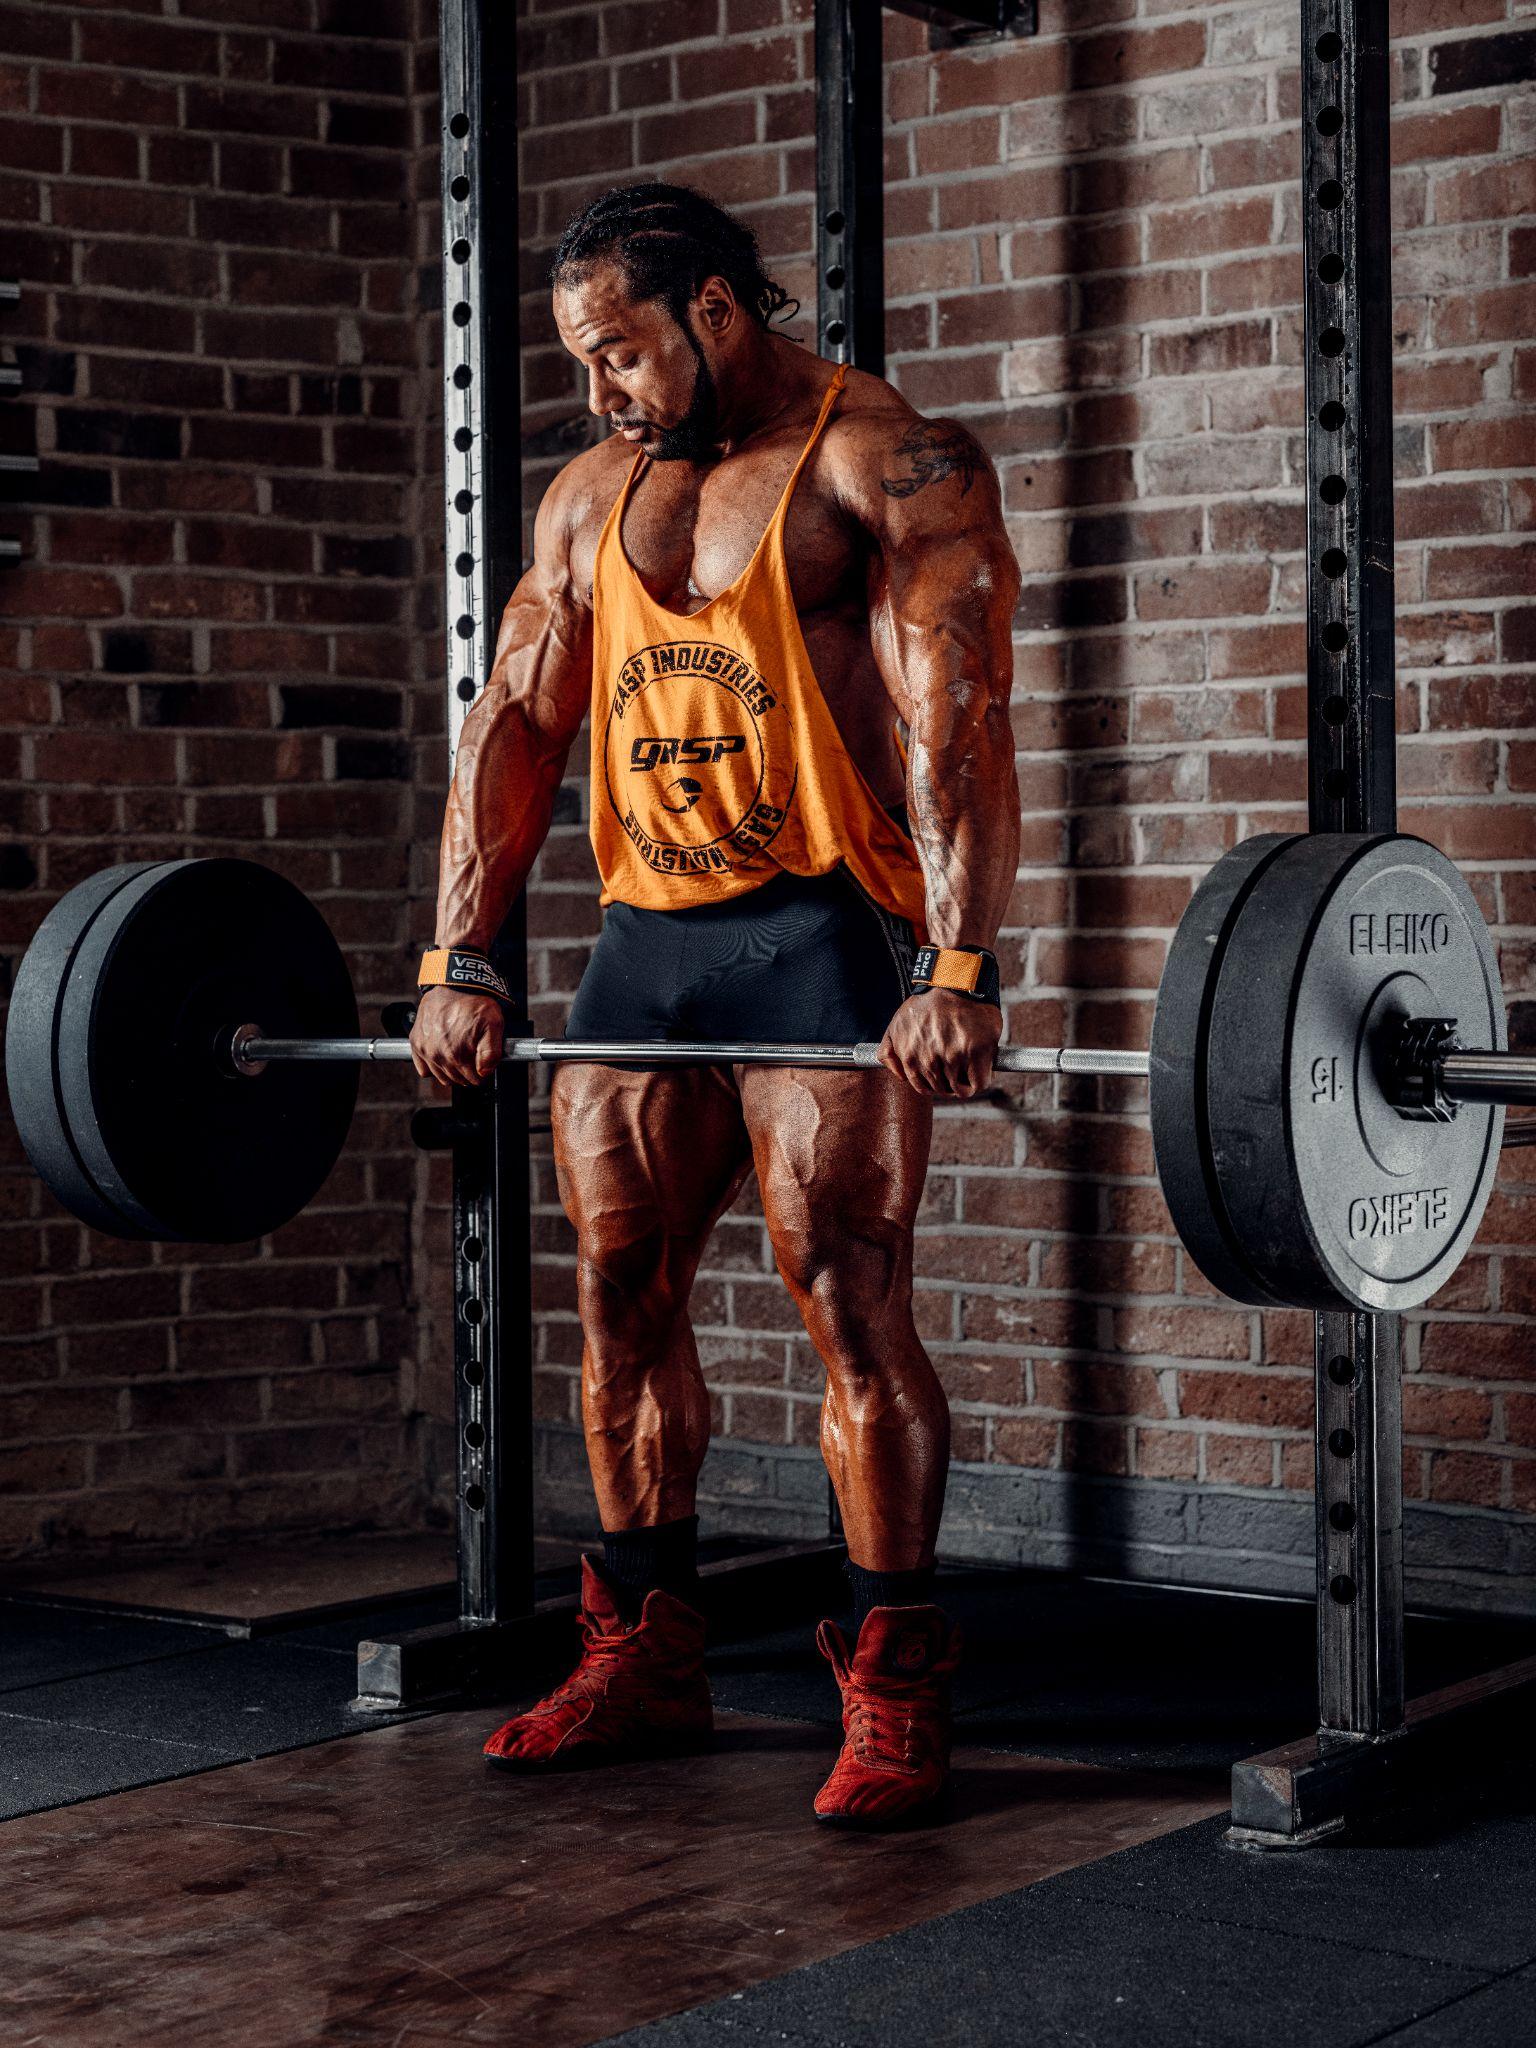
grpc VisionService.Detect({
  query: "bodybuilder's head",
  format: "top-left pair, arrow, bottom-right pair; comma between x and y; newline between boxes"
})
551,183 -> 793,461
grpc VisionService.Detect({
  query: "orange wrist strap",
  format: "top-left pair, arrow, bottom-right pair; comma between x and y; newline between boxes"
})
418,948 -> 512,1004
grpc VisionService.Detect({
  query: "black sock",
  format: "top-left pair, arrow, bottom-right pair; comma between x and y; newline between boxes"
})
846,1559 -> 937,1635
600,1514 -> 701,1619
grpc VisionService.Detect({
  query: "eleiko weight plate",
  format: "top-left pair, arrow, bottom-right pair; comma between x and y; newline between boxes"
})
1150,832 -> 1297,1309
1204,835 -> 1504,1312
5,863 -> 166,1238
51,858 -> 360,1242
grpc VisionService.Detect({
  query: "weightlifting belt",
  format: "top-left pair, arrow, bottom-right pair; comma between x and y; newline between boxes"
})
418,947 -> 513,1005
910,945 -> 1001,1007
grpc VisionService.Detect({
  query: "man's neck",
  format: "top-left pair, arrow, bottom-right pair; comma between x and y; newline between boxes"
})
708,332 -> 823,457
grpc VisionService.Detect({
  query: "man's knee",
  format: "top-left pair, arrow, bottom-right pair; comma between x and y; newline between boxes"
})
576,1222 -> 680,1362
769,1203 -> 911,1357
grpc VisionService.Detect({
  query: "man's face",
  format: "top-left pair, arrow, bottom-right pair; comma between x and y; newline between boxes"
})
553,260 -> 718,463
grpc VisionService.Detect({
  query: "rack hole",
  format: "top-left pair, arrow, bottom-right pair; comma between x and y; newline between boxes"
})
825,265 -> 845,289
455,614 -> 476,640
1316,29 -> 1343,59
452,302 -> 472,328
464,1421 -> 486,1449
453,365 -> 473,390
454,427 -> 474,451
825,318 -> 846,345
464,1238 -> 484,1262
1318,253 -> 1345,285
449,113 -> 470,139
1329,1501 -> 1357,1532
1319,399 -> 1346,431
1326,1353 -> 1356,1384
1321,547 -> 1348,579
1329,1573 -> 1357,1604
1319,327 -> 1346,357
457,677 -> 477,702
464,1483 -> 486,1511
462,1296 -> 484,1323
454,488 -> 475,513
1328,1427 -> 1356,1457
824,209 -> 845,234
451,237 -> 471,264
1323,692 -> 1348,723
463,1361 -> 484,1386
1322,621 -> 1350,653
450,175 -> 470,202
1317,179 -> 1344,210
455,551 -> 475,577
1319,473 -> 1347,504
1317,105 -> 1343,135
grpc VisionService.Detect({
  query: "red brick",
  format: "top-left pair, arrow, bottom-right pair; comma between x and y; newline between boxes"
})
1403,1384 -> 1493,1440
991,1416 -> 1060,1468
1136,1428 -> 1199,1480
1176,1370 -> 1312,1428
1204,1434 -> 1276,1487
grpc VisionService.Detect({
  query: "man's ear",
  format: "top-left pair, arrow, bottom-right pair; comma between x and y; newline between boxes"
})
693,274 -> 738,340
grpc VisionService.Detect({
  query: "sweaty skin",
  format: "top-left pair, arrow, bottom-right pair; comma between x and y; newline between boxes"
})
413,259 -> 1021,1568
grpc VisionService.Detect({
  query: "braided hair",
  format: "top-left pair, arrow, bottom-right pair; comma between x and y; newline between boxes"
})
551,182 -> 796,330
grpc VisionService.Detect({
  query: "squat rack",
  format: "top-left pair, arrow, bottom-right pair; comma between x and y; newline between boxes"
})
359,0 -> 1536,1845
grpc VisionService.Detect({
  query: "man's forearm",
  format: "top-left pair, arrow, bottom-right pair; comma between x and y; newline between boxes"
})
433,685 -> 575,950
904,683 -> 1020,952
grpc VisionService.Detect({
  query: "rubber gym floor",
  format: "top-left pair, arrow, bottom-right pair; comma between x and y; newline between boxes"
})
3,1559 -> 1534,2047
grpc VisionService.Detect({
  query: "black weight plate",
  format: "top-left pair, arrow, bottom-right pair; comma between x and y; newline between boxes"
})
5,864 -> 166,1237
54,859 -> 359,1242
1206,835 -> 1504,1312
1150,833 -> 1296,1308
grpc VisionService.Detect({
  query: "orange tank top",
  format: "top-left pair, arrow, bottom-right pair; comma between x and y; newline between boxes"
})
587,365 -> 928,936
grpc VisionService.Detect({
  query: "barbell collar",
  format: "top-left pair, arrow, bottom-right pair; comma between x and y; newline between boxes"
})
236,1033 -> 1152,1079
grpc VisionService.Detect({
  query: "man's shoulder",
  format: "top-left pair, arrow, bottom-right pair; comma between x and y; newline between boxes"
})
541,433 -> 633,543
821,370 -> 997,516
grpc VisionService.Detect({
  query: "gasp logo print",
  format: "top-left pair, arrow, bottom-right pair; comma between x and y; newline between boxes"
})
602,639 -> 797,879
629,735 -> 747,772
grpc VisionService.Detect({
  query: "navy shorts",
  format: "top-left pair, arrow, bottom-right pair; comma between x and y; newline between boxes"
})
565,865 -> 917,1047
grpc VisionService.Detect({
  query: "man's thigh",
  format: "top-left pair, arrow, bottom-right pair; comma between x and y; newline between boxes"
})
550,1063 -> 754,1261
739,1065 -> 933,1254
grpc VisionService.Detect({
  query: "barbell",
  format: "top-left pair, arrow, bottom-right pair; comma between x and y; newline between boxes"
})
4,835 -> 1532,1315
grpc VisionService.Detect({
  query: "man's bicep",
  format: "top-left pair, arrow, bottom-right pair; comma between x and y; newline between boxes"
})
872,506 -> 1020,716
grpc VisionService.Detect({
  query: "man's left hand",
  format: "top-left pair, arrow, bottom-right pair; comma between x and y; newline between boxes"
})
878,991 -> 1001,1099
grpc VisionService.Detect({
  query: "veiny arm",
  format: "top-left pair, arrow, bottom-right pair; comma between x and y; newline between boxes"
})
412,463 -> 595,1086
848,413 -> 1022,1095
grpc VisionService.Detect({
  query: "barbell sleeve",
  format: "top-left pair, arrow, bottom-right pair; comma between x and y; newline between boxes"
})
235,1031 -> 1152,1079
1439,1049 -> 1536,1108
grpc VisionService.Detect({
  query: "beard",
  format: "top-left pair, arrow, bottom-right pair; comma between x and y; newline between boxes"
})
617,332 -> 719,464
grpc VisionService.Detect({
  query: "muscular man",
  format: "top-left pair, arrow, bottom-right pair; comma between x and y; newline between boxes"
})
413,184 -> 1020,1829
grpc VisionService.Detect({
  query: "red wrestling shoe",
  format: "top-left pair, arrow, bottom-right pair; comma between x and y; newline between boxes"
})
483,1557 -> 712,1772
813,1605 -> 961,1829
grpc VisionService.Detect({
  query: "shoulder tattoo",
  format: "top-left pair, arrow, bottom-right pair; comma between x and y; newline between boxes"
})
881,420 -> 985,500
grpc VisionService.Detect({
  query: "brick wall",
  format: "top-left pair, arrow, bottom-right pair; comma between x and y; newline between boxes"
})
516,0 -> 1536,1609
2,0 -> 1532,1604
0,0 -> 442,1556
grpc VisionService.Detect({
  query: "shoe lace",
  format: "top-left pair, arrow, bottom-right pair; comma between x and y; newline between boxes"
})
845,1677 -> 931,1766
545,1617 -> 637,1708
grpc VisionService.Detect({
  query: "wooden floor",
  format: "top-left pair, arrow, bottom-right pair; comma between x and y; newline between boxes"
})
0,1530 -> 466,1629
4,1705 -> 1225,2047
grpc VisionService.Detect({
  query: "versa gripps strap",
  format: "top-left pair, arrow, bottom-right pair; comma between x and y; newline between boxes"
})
911,944 -> 1002,1008
418,947 -> 513,1005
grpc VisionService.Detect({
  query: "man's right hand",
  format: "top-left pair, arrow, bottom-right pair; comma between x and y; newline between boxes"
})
410,987 -> 505,1088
